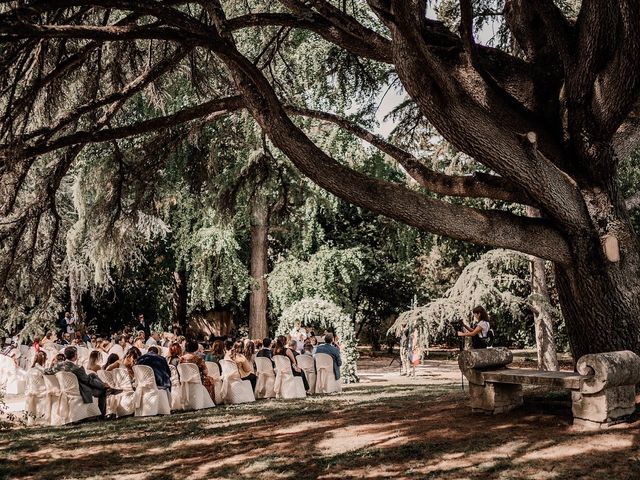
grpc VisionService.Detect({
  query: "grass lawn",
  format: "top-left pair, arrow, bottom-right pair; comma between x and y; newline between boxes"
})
1,381 -> 639,479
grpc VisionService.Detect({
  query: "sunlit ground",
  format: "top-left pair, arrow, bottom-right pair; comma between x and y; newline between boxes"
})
1,357 -> 639,479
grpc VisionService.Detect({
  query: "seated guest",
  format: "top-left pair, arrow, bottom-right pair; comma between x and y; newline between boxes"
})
145,331 -> 160,347
166,343 -> 182,367
274,339 -> 309,391
74,332 -> 87,347
225,341 -> 257,391
302,343 -> 314,356
181,340 -> 216,401
87,350 -> 102,372
106,347 -> 141,381
134,331 -> 146,350
287,339 -> 300,356
315,333 -> 342,380
31,351 -> 47,370
244,340 -> 256,364
254,339 -> 263,351
108,335 -> 126,359
44,346 -> 113,416
32,336 -> 41,353
97,340 -> 111,355
204,340 -> 224,374
50,353 -> 65,367
256,338 -> 273,359
137,346 -> 171,393
103,353 -> 120,370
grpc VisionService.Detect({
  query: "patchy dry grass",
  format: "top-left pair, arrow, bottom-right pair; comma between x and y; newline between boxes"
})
1,381 -> 639,479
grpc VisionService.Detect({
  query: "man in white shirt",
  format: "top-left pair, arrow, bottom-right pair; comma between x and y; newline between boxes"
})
145,331 -> 160,347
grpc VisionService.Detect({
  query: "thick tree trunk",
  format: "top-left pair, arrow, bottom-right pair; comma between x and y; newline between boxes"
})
554,188 -> 640,361
249,197 -> 269,340
529,256 -> 559,371
172,269 -> 188,334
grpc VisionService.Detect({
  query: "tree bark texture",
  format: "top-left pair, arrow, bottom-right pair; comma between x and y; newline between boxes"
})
249,197 -> 269,340
2,1 -> 640,359
172,269 -> 188,334
529,256 -> 559,371
526,206 -> 559,371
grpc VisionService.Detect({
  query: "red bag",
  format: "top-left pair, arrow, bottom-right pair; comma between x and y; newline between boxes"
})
411,353 -> 421,366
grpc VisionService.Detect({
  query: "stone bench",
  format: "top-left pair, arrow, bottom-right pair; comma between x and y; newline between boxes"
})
458,347 -> 640,429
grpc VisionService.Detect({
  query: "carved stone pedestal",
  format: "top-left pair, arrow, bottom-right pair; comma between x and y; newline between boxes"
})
469,382 -> 523,414
572,385 -> 637,429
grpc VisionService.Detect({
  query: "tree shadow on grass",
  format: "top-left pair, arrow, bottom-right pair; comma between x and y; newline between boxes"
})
0,384 -> 638,480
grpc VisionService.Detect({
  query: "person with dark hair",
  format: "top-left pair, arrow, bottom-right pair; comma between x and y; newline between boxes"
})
225,340 -> 257,390
457,306 -> 491,349
136,313 -> 150,338
31,351 -> 47,369
103,353 -> 119,370
106,347 -> 141,381
275,339 -> 310,391
50,353 -> 65,367
256,338 -> 273,359
44,346 -> 113,416
315,333 -> 342,380
137,346 -> 171,393
181,340 -> 215,401
204,340 -> 224,374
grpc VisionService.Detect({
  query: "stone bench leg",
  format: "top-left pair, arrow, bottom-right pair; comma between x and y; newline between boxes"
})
469,382 -> 523,414
572,385 -> 637,429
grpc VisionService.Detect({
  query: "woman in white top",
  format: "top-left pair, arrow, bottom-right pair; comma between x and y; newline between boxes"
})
457,306 -> 490,349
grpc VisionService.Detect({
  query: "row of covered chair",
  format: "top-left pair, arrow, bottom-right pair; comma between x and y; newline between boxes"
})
21,353 -> 342,426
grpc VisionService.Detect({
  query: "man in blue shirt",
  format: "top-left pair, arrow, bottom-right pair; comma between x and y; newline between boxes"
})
137,346 -> 171,392
315,333 -> 342,380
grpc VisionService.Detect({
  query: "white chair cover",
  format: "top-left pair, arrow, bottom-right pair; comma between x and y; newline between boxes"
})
99,351 -> 109,366
112,368 -> 135,417
169,364 -> 183,411
75,346 -> 90,369
25,369 -> 48,425
55,371 -> 101,424
96,370 -> 118,416
296,354 -> 317,395
220,359 -> 255,404
132,365 -> 171,416
273,355 -> 306,400
314,353 -> 342,394
177,363 -> 215,410
254,357 -> 276,399
42,374 -> 63,426
205,361 -> 224,405
0,354 -> 26,394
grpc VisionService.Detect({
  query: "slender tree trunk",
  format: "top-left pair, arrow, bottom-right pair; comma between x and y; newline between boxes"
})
526,206 -> 559,371
172,268 -> 188,334
249,197 -> 269,339
529,256 -> 559,371
69,272 -> 83,324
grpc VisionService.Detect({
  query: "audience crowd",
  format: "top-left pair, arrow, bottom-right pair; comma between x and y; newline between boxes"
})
1,318 -> 343,423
